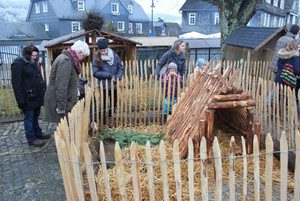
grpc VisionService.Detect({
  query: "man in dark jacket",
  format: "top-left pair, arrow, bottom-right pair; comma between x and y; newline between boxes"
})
11,45 -> 49,147
269,24 -> 299,73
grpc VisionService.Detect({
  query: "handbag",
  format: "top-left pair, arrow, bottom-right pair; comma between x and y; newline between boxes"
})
280,63 -> 297,88
159,58 -> 171,76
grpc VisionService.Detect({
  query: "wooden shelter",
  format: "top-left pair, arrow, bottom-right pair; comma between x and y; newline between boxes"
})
167,63 -> 257,159
224,26 -> 287,62
43,29 -> 141,70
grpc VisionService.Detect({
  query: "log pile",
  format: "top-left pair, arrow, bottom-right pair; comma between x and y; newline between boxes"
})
167,63 -> 257,159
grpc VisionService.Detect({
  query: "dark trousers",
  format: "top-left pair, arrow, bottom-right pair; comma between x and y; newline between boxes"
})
23,108 -> 42,143
103,89 -> 118,116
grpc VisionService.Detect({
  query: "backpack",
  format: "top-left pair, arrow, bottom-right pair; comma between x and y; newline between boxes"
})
280,63 -> 297,88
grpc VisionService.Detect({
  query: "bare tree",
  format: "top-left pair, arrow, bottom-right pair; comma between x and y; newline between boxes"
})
202,0 -> 258,59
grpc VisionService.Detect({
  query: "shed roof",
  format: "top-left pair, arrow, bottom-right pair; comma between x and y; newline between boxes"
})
224,26 -> 287,51
129,37 -> 178,47
0,22 -> 50,41
182,38 -> 220,49
44,29 -> 141,48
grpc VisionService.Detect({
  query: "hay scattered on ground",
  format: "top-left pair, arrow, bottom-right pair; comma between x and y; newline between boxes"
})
91,123 -> 295,200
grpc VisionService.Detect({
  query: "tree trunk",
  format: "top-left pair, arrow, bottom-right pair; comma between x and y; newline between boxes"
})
203,0 -> 258,59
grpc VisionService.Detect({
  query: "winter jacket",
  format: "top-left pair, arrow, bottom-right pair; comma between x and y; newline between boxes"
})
154,48 -> 186,76
11,57 -> 46,110
275,48 -> 300,87
269,32 -> 296,73
43,50 -> 79,122
92,50 -> 124,90
161,73 -> 183,98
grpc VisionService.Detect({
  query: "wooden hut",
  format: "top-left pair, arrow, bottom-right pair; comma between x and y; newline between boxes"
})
224,26 -> 287,62
167,63 -> 257,159
43,29 -> 141,78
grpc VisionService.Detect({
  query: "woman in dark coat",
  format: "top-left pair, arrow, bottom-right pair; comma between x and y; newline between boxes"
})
11,45 -> 49,147
154,39 -> 186,76
92,38 -> 124,119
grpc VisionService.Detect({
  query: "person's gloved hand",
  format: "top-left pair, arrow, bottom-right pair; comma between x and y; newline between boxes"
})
56,108 -> 65,115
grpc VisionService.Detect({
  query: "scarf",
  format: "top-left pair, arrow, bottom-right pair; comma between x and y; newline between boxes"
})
66,48 -> 81,74
101,48 -> 114,66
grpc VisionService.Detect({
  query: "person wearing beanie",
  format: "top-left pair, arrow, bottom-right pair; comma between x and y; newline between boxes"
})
154,39 -> 186,77
43,40 -> 90,123
161,62 -> 183,116
92,37 -> 124,123
197,58 -> 207,69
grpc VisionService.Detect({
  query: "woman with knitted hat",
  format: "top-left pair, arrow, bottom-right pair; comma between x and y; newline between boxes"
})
92,38 -> 124,121
161,62 -> 183,115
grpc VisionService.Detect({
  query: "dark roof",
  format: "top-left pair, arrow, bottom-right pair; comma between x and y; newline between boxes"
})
0,22 -> 50,41
128,1 -> 150,22
44,29 -> 141,48
182,38 -> 220,49
224,26 -> 287,50
180,0 -> 216,11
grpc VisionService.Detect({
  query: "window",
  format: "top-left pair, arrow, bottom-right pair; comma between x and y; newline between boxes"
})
45,24 -> 49,31
273,0 -> 278,7
267,14 -> 271,27
280,0 -> 285,9
78,1 -> 85,11
188,13 -> 196,25
35,2 -> 40,13
111,3 -> 119,14
263,13 -> 267,26
43,2 -> 48,13
128,23 -> 133,34
273,16 -> 278,27
266,0 -> 271,3
117,21 -> 125,32
127,5 -> 133,14
292,15 -> 296,24
136,23 -> 142,34
161,28 -> 166,36
71,22 -> 80,32
214,13 -> 220,25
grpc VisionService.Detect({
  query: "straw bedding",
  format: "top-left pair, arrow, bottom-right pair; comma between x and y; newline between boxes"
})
88,123 -> 295,200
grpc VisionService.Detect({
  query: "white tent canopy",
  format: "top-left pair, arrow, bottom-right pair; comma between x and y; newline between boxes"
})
179,31 -> 221,39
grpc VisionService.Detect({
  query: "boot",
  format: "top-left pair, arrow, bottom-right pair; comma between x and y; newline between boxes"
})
28,139 -> 44,147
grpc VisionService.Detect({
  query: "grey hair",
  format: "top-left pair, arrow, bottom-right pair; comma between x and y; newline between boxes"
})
71,40 -> 90,56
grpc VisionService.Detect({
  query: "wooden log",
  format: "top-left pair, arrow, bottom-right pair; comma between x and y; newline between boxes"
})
246,107 -> 254,154
207,100 -> 256,109
211,93 -> 252,102
219,86 -> 243,95
205,110 -> 214,156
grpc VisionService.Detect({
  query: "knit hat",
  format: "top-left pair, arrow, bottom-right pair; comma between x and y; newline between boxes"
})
78,78 -> 88,89
97,38 -> 108,50
197,58 -> 206,68
168,62 -> 177,72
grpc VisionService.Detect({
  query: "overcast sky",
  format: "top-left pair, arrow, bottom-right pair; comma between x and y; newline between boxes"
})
1,0 -> 186,23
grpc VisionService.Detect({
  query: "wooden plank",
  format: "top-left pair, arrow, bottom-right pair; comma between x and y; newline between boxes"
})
253,135 -> 260,201
265,133 -> 273,201
100,141 -> 112,201
188,138 -> 194,200
146,142 -> 155,201
280,131 -> 288,201
83,143 -> 98,201
229,136 -> 235,201
213,137 -> 222,201
54,137 -> 73,201
71,142 -> 85,201
241,136 -> 247,201
173,140 -> 182,201
200,137 -> 208,201
295,130 -> 300,201
130,142 -> 142,201
115,142 -> 128,201
160,140 -> 169,201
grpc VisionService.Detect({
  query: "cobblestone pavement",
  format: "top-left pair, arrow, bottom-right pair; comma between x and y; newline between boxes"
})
0,120 -> 66,201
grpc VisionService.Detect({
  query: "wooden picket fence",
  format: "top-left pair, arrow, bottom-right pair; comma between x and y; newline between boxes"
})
54,87 -> 300,200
